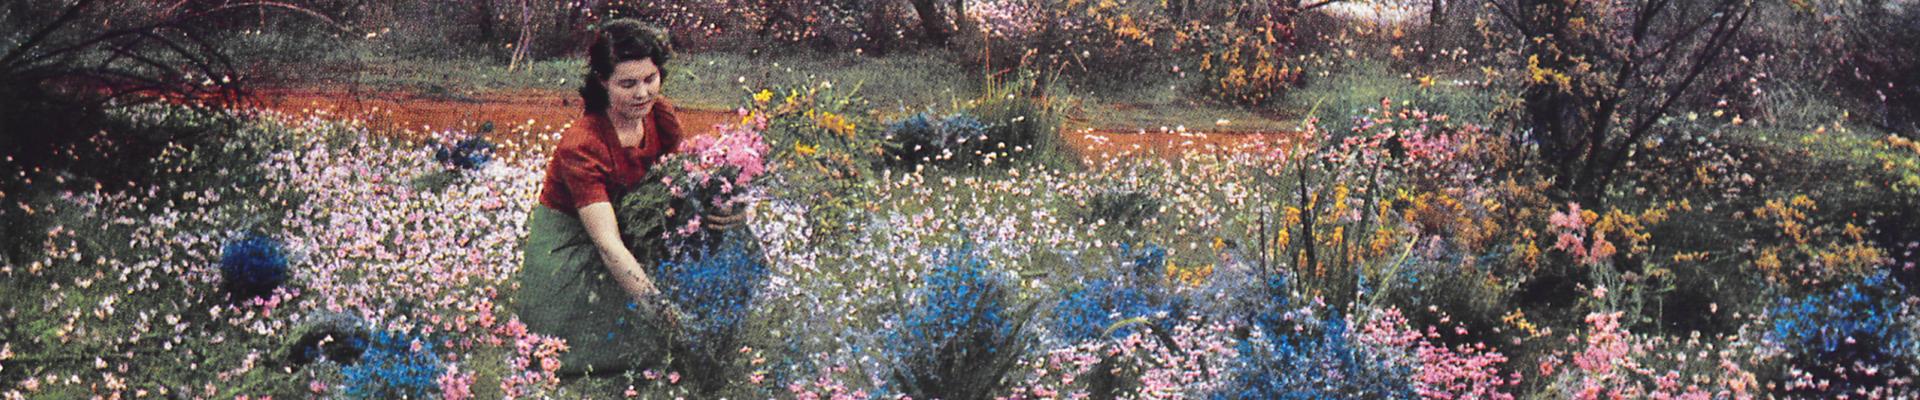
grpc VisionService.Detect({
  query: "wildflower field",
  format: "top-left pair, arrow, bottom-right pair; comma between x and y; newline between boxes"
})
5,0 -> 1920,399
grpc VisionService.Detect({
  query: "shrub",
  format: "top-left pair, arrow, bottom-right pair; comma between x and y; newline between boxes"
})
1079,190 -> 1162,230
341,330 -> 445,399
966,76 -> 1068,167
1193,23 -> 1306,106
220,233 -> 290,303
887,247 -> 1036,400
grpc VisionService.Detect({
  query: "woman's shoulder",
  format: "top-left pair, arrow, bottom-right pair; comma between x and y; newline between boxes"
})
553,113 -> 613,157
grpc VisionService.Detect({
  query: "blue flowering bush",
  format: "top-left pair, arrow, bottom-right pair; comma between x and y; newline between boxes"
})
219,233 -> 289,303
883,112 -> 990,168
341,330 -> 444,399
887,247 -> 1036,400
1049,244 -> 1179,343
1766,271 -> 1919,397
1208,268 -> 1414,399
648,234 -> 772,393
433,136 -> 494,171
1216,311 -> 1415,399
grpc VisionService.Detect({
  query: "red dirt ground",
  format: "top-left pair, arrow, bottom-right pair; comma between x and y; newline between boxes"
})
250,87 -> 1298,160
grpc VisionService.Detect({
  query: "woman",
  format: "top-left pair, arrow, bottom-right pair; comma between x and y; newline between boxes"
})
514,19 -> 740,376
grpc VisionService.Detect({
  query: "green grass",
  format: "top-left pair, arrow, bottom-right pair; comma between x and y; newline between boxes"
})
1284,59 -> 1497,134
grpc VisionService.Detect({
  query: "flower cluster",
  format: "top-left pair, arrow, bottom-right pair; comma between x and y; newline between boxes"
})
1217,311 -> 1416,399
882,111 -> 990,168
432,136 -> 495,171
220,233 -> 290,303
620,116 -> 771,257
886,247 -> 1030,400
1766,271 -> 1918,397
341,330 -> 445,399
648,236 -> 772,391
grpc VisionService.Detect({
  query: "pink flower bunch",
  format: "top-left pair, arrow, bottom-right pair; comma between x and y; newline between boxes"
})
1549,202 -> 1617,266
436,365 -> 475,400
1356,307 -> 1519,400
672,116 -> 771,198
966,0 -> 1042,37
786,372 -> 873,400
1002,321 -> 1240,399
1539,311 -> 1762,399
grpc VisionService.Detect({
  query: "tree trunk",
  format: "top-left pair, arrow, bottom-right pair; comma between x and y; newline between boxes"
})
909,0 -> 952,46
474,0 -> 501,61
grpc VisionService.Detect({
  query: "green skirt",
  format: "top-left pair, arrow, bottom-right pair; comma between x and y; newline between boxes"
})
512,205 -> 668,376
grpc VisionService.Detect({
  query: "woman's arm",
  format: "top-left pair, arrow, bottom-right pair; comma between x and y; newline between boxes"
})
576,202 -> 661,301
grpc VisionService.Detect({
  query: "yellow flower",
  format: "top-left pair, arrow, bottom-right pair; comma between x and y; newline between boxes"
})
753,89 -> 773,104
795,143 -> 818,156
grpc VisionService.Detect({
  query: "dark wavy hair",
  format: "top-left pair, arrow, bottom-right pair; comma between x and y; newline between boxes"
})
580,19 -> 673,115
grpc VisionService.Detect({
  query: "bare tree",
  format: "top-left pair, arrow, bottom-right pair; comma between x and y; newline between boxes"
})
1486,0 -> 1758,203
0,0 -> 344,174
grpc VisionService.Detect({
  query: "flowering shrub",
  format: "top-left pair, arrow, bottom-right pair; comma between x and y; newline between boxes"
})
1194,24 -> 1305,106
882,111 -> 990,168
750,83 -> 883,245
220,233 -> 290,302
1766,271 -> 1919,397
341,330 -> 444,399
887,247 -> 1034,400
1217,311 -> 1416,399
1049,278 -> 1167,343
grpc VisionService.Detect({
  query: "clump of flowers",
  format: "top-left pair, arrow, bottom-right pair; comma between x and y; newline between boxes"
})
1548,202 -> 1617,267
887,246 -> 1035,400
220,232 -> 290,303
432,135 -> 495,171
1049,279 -> 1165,343
1355,307 -> 1519,400
1535,310 -> 1766,399
883,111 -> 991,168
649,237 -> 773,393
341,330 -> 445,399
1049,243 -> 1180,343
1218,309 -> 1416,399
1765,271 -> 1918,398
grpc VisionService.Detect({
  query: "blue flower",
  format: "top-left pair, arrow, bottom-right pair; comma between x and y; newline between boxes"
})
219,233 -> 288,302
886,246 -> 1029,400
1215,311 -> 1414,399
434,136 -> 494,170
341,330 -> 443,399
1766,271 -> 1917,396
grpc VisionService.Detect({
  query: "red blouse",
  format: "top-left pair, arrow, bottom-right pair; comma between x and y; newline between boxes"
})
538,99 -> 683,215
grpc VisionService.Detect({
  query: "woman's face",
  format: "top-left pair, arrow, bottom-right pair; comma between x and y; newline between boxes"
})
603,58 -> 662,121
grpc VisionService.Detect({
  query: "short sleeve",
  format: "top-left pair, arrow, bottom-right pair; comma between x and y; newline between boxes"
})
554,143 -> 612,209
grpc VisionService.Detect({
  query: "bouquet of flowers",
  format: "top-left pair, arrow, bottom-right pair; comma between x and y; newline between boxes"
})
619,114 -> 770,261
